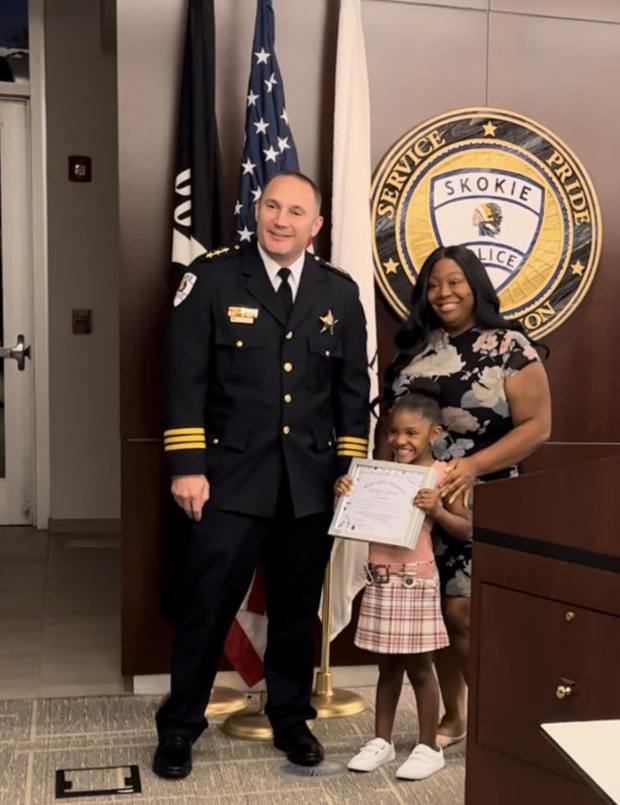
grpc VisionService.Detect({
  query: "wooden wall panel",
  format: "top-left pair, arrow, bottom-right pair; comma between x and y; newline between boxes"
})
488,12 -> 620,443
117,0 -> 186,440
117,0 -> 184,673
363,1 -> 487,169
490,0 -> 620,23
121,441 -> 172,674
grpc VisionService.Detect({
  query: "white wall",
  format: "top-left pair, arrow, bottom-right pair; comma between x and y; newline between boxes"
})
45,0 -> 120,520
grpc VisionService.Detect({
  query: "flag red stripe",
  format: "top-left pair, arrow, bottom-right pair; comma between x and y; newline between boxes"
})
224,619 -> 265,688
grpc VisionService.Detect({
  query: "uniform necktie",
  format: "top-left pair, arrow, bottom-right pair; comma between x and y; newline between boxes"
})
277,267 -> 293,320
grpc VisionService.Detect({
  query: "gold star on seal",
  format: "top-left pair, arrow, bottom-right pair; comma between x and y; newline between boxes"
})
483,120 -> 498,137
319,309 -> 338,335
570,260 -> 585,276
383,257 -> 400,275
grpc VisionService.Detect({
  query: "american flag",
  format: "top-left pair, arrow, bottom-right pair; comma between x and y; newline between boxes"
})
223,0 -> 301,689
234,0 -> 300,243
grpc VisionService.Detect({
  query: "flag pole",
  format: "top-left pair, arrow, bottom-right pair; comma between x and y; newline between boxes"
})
311,555 -> 367,718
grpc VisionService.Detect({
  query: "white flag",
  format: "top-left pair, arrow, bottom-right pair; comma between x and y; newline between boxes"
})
328,0 -> 378,640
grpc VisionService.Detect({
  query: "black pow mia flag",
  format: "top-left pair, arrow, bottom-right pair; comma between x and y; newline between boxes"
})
171,0 -> 223,282
163,0 -> 223,621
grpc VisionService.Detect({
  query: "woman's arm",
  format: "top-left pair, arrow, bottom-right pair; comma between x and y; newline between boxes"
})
373,412 -> 393,460
473,361 -> 552,473
434,498 -> 473,541
440,361 -> 552,500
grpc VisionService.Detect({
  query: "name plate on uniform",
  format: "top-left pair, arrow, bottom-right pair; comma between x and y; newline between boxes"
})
329,458 -> 437,550
227,306 -> 259,324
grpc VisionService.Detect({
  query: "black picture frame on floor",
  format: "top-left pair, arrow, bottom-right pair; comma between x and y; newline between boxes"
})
55,765 -> 142,799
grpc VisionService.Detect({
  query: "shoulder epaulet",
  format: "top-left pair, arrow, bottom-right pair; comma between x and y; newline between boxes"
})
204,245 -> 241,260
193,244 -> 242,269
312,254 -> 354,282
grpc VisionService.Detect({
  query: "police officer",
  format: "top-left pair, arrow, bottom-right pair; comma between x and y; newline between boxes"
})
153,171 -> 370,779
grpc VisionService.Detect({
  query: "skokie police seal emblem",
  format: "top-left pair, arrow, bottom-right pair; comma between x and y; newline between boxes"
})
371,108 -> 602,337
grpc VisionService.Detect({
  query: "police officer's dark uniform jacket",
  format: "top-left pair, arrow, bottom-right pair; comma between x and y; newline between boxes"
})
164,242 -> 370,515
157,242 -> 370,741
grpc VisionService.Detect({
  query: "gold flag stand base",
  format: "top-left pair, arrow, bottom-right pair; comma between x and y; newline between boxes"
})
312,554 -> 368,719
312,670 -> 366,718
221,549 -> 368,736
221,691 -> 273,741
205,686 -> 246,718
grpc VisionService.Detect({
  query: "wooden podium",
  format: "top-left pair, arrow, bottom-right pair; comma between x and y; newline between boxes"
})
465,455 -> 620,804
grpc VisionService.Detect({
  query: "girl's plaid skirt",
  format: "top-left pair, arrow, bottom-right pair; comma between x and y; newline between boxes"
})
354,563 -> 449,654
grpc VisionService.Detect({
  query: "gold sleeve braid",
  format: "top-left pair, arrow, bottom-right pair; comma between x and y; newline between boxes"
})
336,436 -> 369,459
164,427 -> 206,453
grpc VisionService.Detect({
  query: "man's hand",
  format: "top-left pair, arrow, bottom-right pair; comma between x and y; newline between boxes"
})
414,487 -> 444,519
171,474 -> 210,521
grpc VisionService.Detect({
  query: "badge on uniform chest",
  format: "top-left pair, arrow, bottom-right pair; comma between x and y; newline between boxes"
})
319,309 -> 338,335
227,306 -> 259,324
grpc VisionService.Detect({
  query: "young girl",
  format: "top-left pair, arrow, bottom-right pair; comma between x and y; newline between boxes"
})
336,390 -> 472,780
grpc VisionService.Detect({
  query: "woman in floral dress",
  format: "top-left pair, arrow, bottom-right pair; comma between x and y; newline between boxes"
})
380,244 -> 551,747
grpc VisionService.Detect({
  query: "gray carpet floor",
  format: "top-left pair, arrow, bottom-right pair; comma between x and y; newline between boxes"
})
0,688 -> 465,804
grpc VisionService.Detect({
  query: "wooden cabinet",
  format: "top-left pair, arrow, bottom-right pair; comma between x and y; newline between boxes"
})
476,581 -> 620,779
465,455 -> 620,805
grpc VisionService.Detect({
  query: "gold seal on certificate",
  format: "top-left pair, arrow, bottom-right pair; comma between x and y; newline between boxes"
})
329,458 -> 437,550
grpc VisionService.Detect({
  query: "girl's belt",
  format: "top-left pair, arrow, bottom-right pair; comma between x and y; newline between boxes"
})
365,561 -> 436,586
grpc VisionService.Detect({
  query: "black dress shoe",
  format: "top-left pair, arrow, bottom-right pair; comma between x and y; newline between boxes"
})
152,735 -> 192,779
273,722 -> 324,766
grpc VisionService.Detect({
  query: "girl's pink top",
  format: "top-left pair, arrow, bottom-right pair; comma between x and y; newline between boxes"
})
369,461 -> 446,573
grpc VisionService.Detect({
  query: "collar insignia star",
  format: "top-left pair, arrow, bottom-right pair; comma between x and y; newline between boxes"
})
319,309 -> 338,335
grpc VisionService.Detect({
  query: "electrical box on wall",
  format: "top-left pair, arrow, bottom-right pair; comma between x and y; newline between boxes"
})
72,309 -> 92,335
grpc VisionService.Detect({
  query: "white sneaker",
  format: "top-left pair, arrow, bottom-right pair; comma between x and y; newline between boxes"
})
396,743 -> 445,780
348,737 -> 396,772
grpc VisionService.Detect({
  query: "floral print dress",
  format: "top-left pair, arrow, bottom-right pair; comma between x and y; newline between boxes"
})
393,326 -> 541,596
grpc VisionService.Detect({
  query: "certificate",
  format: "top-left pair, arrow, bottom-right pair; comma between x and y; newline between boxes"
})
329,458 -> 437,550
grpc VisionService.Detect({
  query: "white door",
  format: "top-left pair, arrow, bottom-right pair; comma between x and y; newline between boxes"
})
0,99 -> 34,524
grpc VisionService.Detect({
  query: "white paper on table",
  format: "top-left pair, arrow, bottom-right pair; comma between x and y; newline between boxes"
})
541,720 -> 620,804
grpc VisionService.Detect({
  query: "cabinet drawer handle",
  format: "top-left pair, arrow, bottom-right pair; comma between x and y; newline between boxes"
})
565,611 -> 575,622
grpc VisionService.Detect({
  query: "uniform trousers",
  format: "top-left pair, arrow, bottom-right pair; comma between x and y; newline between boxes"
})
156,474 -> 333,741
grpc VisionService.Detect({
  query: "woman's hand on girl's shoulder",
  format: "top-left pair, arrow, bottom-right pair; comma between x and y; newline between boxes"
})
334,474 -> 355,499
439,456 -> 479,505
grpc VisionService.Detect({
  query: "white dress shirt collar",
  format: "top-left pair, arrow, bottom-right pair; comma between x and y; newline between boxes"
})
257,242 -> 306,301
